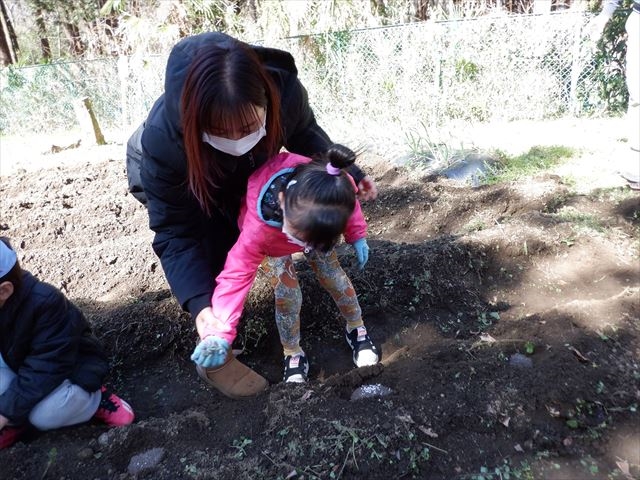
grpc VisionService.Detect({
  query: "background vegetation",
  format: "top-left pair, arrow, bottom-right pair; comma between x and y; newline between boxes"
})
0,0 -> 591,63
0,1 -> 633,164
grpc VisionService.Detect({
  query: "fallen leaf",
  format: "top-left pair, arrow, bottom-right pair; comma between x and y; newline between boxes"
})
480,333 -> 496,343
566,419 -> 579,429
546,405 -> 560,417
514,444 -> 524,452
418,426 -> 438,438
615,458 -> 630,475
396,414 -> 414,424
568,345 -> 589,363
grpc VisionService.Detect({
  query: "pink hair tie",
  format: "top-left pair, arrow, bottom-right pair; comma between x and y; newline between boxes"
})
326,163 -> 341,176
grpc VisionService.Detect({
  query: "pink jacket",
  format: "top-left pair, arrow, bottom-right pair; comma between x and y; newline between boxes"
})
204,152 -> 367,344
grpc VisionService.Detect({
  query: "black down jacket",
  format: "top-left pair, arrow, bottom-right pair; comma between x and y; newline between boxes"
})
126,32 -> 364,318
0,271 -> 109,424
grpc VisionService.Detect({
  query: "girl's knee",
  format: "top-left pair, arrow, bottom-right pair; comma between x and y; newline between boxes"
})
275,285 -> 302,311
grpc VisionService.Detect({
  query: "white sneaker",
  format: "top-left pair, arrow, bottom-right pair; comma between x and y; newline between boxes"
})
345,326 -> 379,367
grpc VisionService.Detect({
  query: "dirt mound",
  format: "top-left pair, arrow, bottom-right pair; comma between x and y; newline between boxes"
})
0,144 -> 638,480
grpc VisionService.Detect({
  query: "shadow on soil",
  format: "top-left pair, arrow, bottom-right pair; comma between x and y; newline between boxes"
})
0,156 -> 638,479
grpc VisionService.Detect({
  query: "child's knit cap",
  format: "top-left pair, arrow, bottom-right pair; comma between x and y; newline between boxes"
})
0,240 -> 17,278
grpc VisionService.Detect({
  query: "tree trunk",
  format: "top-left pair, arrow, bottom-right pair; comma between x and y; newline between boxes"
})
83,97 -> 106,145
370,0 -> 388,18
0,0 -> 18,65
63,21 -> 85,56
93,0 -> 119,55
413,0 -> 429,20
240,0 -> 258,22
35,8 -> 51,60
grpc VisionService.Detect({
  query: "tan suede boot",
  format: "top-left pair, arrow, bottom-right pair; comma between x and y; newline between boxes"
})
195,354 -> 268,399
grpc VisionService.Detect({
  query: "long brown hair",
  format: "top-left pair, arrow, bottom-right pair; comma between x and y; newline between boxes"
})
181,39 -> 282,215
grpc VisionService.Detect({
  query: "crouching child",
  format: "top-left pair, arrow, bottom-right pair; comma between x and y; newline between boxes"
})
0,238 -> 134,449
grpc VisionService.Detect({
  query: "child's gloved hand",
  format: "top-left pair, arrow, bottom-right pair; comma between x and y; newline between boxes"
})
190,335 -> 230,368
351,238 -> 369,270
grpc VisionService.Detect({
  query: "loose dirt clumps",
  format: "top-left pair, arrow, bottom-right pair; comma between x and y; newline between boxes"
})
0,138 -> 638,480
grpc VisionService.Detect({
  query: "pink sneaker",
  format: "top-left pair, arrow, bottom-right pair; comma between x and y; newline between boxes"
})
93,386 -> 135,427
0,425 -> 27,449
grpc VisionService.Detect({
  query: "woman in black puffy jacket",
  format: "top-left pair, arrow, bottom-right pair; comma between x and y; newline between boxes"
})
125,32 -> 377,399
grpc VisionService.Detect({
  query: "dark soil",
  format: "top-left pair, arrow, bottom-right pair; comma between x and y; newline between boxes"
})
1,145 -> 639,480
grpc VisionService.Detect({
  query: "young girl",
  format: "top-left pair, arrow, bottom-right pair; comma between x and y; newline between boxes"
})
0,239 -> 134,449
191,145 -> 379,384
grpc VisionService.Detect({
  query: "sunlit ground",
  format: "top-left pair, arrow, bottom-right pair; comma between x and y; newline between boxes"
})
0,117 -> 633,196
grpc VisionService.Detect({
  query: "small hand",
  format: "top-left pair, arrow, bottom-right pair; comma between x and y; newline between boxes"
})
352,238 -> 369,270
190,335 -> 230,368
357,176 -> 378,201
0,414 -> 9,430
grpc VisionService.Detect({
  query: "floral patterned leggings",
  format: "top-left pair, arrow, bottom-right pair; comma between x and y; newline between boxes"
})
261,249 -> 364,357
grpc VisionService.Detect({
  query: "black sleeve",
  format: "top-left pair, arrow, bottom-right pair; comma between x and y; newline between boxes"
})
140,125 -> 219,316
126,122 -> 147,205
281,76 -> 365,185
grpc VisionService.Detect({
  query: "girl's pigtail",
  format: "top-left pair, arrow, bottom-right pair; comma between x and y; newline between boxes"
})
325,144 -> 356,172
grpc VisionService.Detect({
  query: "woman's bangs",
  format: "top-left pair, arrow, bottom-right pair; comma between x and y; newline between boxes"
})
204,101 -> 260,134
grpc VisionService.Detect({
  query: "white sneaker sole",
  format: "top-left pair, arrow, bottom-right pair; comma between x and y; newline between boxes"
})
285,374 -> 306,383
354,349 -> 379,368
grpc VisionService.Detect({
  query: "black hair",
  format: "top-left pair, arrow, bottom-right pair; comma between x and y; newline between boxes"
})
283,144 -> 358,252
0,237 -> 23,291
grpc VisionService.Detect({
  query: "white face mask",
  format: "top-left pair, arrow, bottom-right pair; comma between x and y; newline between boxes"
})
282,224 -> 308,248
281,209 -> 310,249
202,116 -> 266,157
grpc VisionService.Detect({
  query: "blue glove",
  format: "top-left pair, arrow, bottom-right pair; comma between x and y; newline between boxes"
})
352,238 -> 369,270
190,335 -> 230,368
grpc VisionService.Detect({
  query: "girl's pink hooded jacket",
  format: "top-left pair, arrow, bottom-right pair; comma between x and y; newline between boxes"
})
203,152 -> 367,344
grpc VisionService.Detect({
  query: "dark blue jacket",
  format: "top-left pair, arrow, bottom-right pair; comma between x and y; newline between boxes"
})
129,32 -> 364,318
0,271 -> 108,424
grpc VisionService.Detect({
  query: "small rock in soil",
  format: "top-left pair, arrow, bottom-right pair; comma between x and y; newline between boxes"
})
127,447 -> 166,475
77,447 -> 94,459
97,431 -> 111,448
509,353 -> 533,368
350,383 -> 393,401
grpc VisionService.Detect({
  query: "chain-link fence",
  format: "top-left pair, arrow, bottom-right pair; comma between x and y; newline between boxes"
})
0,11 -> 615,156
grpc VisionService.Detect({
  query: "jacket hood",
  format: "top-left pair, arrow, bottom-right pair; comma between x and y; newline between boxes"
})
163,32 -> 299,134
0,271 -> 36,321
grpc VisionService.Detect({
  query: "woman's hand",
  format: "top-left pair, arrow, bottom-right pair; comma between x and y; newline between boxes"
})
195,306 -> 216,339
0,414 -> 9,430
357,175 -> 378,201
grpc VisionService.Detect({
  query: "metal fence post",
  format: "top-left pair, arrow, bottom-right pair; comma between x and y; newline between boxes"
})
117,55 -> 129,131
569,15 -> 584,116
